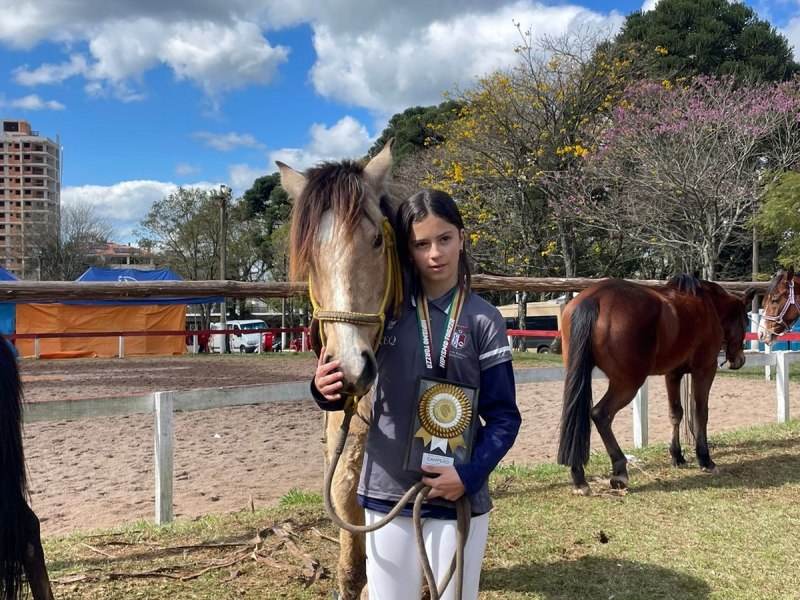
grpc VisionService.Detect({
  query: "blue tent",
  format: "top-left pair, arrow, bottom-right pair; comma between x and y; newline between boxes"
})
74,267 -> 223,305
0,265 -> 18,335
16,267 -> 222,358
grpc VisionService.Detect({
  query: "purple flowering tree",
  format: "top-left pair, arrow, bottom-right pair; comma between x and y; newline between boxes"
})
560,76 -> 800,278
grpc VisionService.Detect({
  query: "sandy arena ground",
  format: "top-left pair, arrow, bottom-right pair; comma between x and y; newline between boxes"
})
17,354 -> 780,537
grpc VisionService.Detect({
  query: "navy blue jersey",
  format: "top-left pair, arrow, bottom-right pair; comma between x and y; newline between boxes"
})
313,287 -> 521,516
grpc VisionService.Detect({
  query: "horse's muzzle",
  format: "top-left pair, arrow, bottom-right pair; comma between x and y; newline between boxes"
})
720,351 -> 746,370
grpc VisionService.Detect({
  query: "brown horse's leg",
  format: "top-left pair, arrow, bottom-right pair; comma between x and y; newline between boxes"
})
325,407 -> 369,600
665,372 -> 688,467
21,503 -> 54,600
591,380 -> 641,490
690,372 -> 717,473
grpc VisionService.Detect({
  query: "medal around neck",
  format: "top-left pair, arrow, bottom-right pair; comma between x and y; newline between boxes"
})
404,376 -> 479,472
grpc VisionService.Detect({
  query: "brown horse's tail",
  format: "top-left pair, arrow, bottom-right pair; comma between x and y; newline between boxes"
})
557,296 -> 598,469
0,339 -> 27,600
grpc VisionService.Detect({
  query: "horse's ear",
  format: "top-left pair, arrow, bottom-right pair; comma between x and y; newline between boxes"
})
276,161 -> 307,200
788,265 -> 795,281
364,138 -> 394,187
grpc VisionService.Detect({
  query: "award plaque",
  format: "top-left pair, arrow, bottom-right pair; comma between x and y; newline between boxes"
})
404,376 -> 479,473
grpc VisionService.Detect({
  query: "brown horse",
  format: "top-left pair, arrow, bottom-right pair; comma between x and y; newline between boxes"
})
557,275 -> 756,496
278,141 -> 400,600
757,266 -> 800,345
0,338 -> 54,600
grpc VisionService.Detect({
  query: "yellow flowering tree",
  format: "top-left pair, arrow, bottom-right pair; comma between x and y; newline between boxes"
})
419,26 -> 653,282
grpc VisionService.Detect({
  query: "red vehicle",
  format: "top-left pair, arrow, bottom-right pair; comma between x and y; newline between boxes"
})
261,331 -> 275,352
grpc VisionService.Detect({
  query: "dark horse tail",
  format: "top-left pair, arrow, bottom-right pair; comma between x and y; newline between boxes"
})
0,338 -> 27,600
557,296 -> 599,469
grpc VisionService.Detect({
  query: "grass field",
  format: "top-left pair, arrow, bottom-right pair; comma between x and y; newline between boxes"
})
41,418 -> 800,599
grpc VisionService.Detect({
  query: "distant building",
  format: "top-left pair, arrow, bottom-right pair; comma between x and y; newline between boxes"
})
0,119 -> 61,278
87,241 -> 155,270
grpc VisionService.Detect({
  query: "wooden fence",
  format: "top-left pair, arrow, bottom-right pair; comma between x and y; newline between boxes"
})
21,350 -> 799,526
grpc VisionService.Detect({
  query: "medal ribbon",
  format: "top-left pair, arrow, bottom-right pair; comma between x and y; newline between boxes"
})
416,286 -> 467,373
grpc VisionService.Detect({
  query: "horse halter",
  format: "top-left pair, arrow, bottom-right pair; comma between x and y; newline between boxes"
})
761,278 -> 800,335
309,217 -> 403,353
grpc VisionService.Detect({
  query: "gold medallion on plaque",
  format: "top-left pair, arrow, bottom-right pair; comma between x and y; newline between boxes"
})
414,383 -> 472,453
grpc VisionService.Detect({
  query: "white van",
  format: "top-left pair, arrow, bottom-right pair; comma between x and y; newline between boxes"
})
210,319 -> 268,353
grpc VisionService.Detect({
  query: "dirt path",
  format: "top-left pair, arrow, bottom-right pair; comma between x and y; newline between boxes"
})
18,355 -> 780,537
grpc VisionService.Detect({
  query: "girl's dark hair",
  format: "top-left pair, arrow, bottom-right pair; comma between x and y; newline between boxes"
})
396,189 -> 471,294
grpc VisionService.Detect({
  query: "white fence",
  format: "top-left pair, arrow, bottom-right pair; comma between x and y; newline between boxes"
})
22,351 -> 800,526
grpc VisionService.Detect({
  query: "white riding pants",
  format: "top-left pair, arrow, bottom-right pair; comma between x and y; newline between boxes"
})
364,508 -> 489,600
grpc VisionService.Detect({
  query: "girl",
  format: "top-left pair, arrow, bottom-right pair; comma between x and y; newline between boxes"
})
313,189 -> 521,599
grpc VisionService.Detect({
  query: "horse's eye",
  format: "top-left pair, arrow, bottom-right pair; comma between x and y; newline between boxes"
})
373,233 -> 384,248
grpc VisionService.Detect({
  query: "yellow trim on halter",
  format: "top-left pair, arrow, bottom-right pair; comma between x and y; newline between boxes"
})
309,217 -> 403,354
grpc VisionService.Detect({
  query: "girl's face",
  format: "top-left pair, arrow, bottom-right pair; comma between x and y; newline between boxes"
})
408,214 -> 465,296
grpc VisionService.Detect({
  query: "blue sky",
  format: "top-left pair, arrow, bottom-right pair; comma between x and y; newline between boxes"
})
1,0 -> 798,244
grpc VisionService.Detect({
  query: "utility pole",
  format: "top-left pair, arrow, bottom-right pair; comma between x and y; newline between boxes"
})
218,184 -> 231,354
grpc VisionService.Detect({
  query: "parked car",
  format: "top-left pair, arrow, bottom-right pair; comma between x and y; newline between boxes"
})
210,320 -> 268,353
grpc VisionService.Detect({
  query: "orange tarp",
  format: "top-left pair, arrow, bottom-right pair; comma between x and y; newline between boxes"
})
16,304 -> 187,358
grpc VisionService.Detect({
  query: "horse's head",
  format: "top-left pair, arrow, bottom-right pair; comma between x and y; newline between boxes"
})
706,282 -> 756,370
758,267 -> 800,346
278,141 -> 400,397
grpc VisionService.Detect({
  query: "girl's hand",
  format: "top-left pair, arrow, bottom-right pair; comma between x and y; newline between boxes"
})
421,466 -> 466,501
314,346 -> 344,401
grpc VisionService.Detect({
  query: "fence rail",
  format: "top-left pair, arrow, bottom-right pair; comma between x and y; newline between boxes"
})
21,350 -> 800,526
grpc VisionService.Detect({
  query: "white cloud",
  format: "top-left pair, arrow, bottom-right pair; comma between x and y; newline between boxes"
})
62,180 -> 177,244
1,94 -> 65,111
3,1 -> 626,112
269,116 -> 372,171
13,54 -> 89,86
10,15 -> 289,101
228,115 -> 374,190
781,18 -> 800,61
308,2 -> 623,113
229,164 -> 268,192
175,163 -> 201,176
641,0 -> 659,11
192,131 -> 264,152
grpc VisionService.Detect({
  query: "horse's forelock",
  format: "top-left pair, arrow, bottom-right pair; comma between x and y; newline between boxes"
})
766,271 -> 786,297
288,160 -> 381,280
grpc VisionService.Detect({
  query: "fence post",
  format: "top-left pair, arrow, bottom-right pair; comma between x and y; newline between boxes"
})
633,379 -> 649,448
776,352 -> 790,423
154,391 -> 174,525
34,337 -> 40,359
765,343 -> 772,381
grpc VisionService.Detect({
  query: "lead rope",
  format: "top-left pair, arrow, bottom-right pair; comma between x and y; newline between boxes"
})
325,404 -> 470,599
313,219 -> 469,599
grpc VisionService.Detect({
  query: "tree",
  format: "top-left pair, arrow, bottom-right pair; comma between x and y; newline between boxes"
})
576,77 -> 800,278
136,187 -> 278,323
35,201 -> 114,281
420,26 -> 652,280
615,0 -> 799,82
756,172 -> 800,268
135,187 -> 220,281
368,101 -> 462,164
240,173 -> 292,273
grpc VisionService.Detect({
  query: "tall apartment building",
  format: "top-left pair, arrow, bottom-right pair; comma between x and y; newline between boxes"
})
0,119 -> 61,278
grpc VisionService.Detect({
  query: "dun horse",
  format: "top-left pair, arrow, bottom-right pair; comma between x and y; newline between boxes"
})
757,266 -> 800,345
278,141 -> 400,600
0,339 -> 54,600
558,275 -> 755,495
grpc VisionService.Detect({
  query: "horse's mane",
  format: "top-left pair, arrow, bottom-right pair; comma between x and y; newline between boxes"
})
289,160 -> 386,280
666,274 -> 702,296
